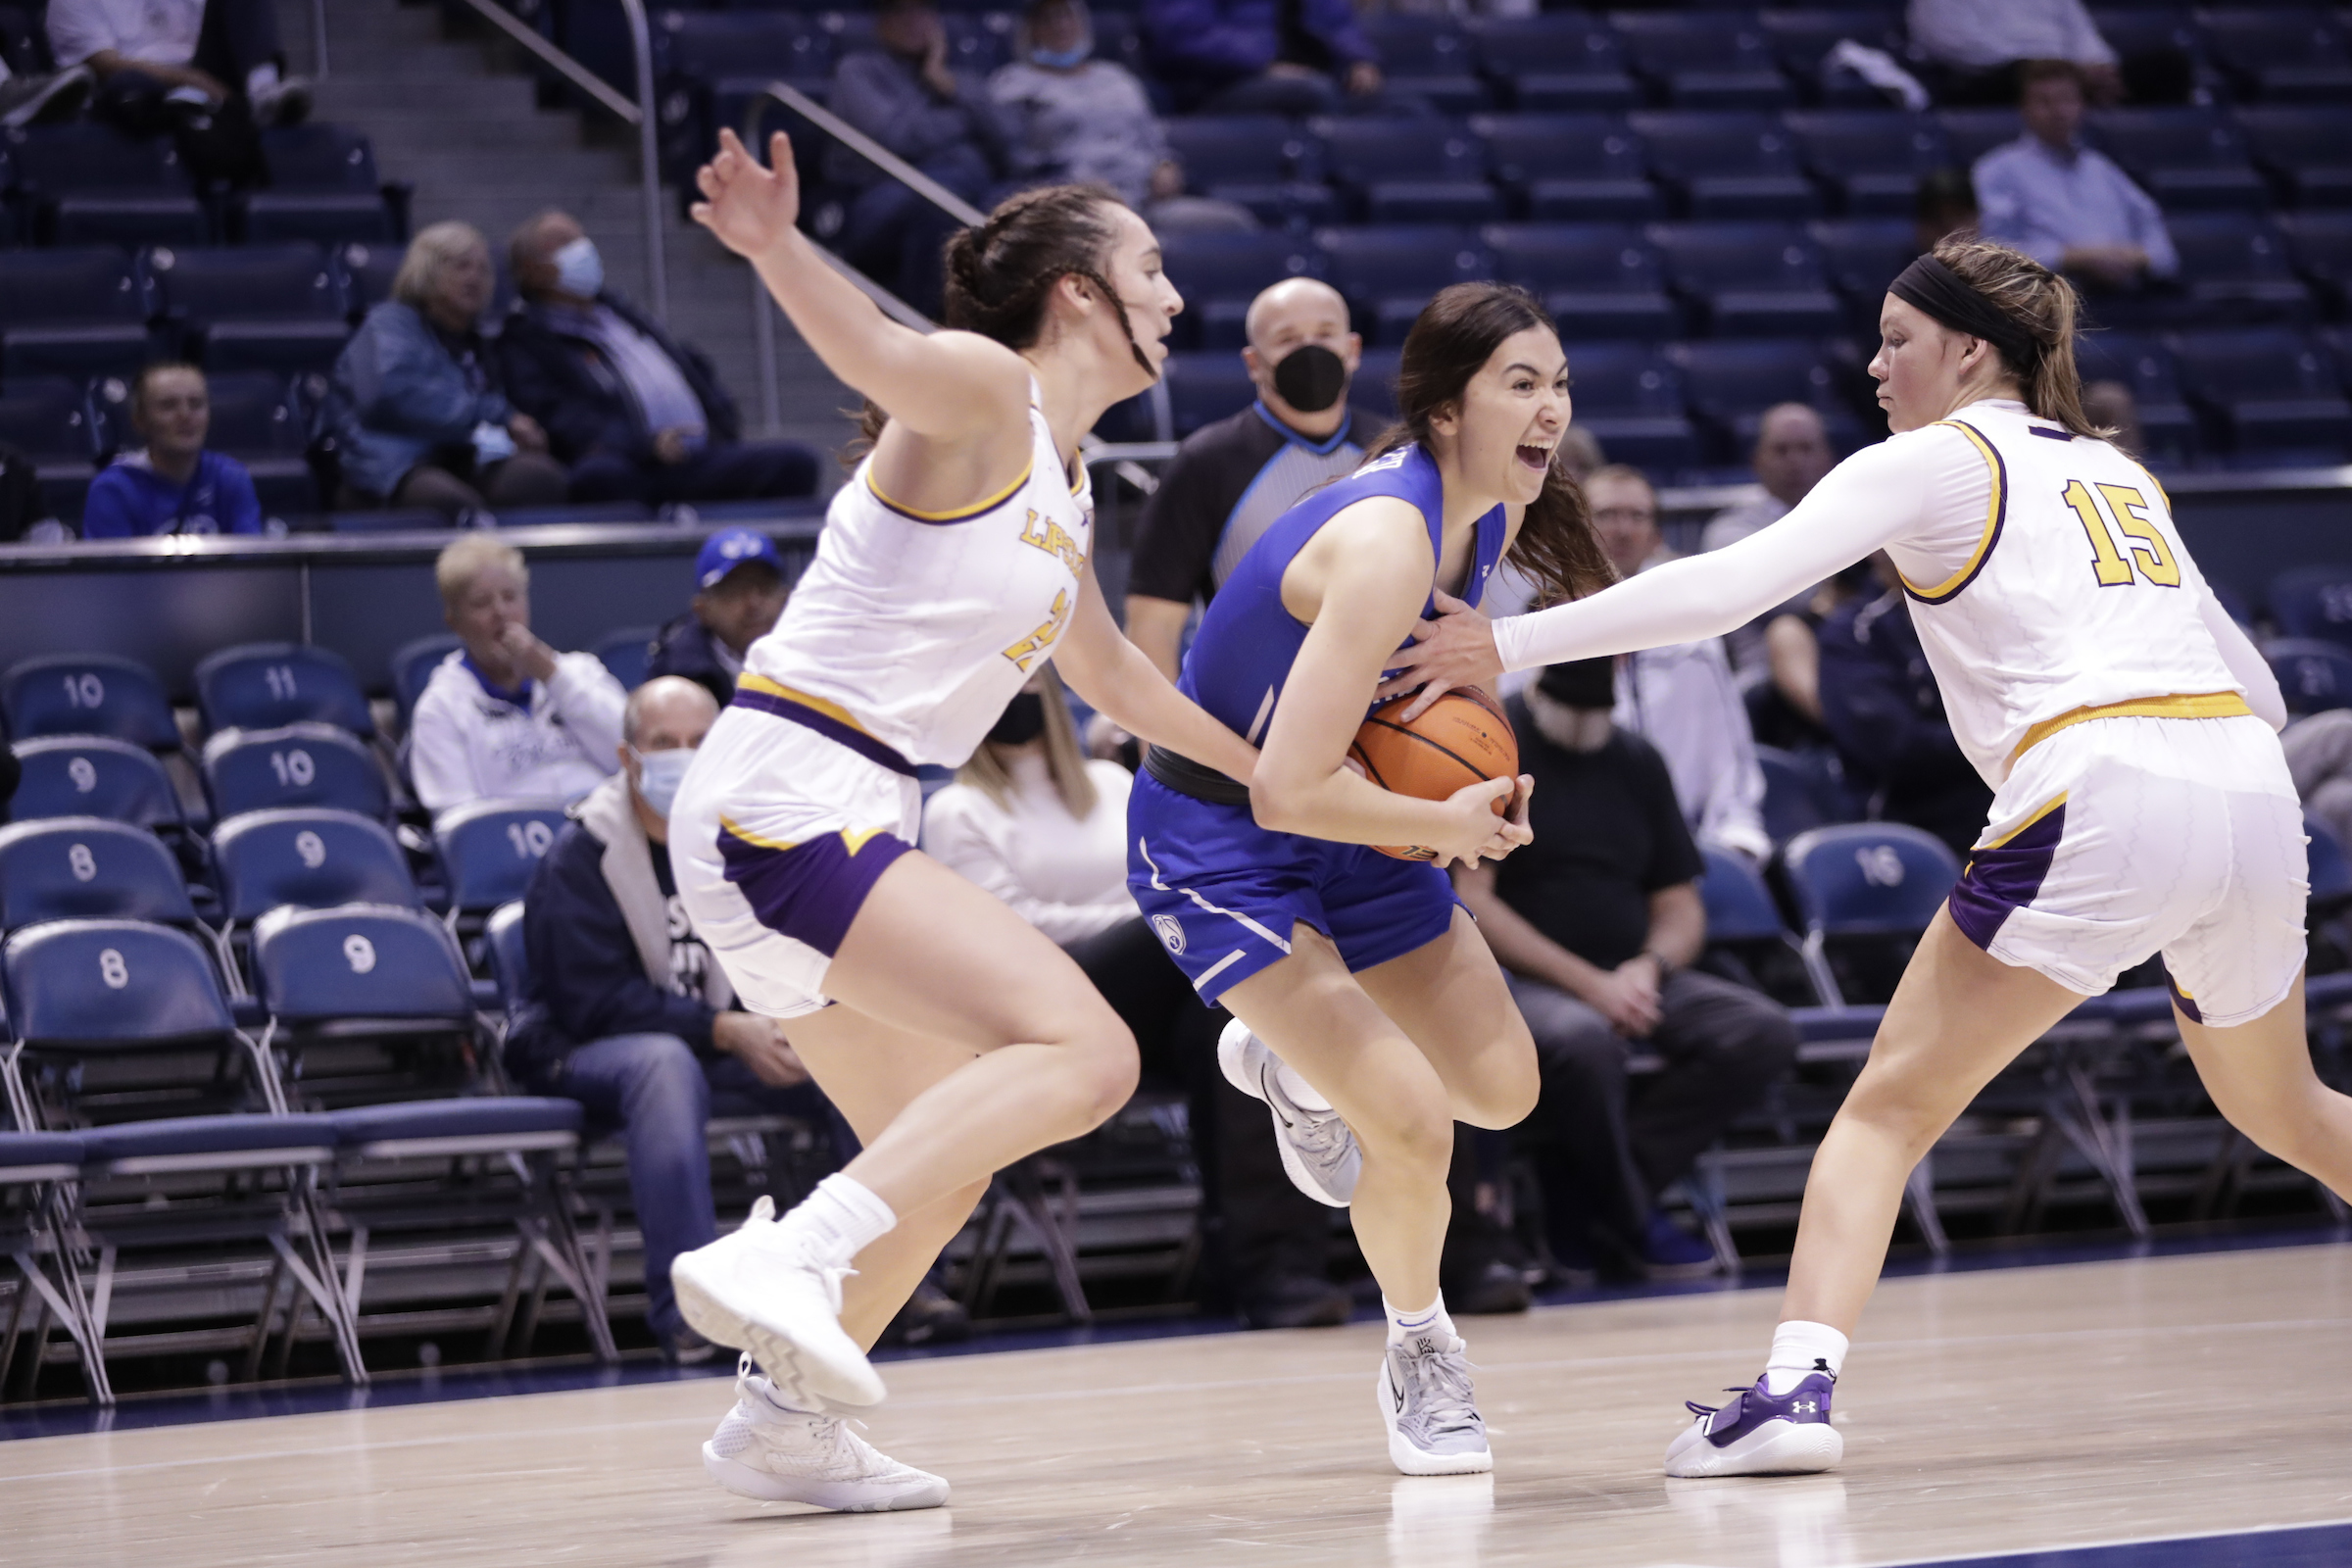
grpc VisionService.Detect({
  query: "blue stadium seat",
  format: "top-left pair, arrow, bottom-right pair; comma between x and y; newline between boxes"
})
1464,16 -> 1638,113
1780,822 -> 1961,1005
1164,352 -> 1257,436
1936,109 -> 2022,166
1758,10 -> 1907,106
1628,111 -> 1821,220
434,801 -> 566,921
2280,212 -> 2352,318
1358,15 -> 1487,112
2169,327 -> 2351,461
202,723 -> 391,822
1350,347 -> 1403,418
0,248 -> 156,384
1313,225 -> 1491,346
2236,107 -> 2352,208
1471,113 -> 1659,222
2267,638 -> 2352,715
0,818 -> 194,930
1754,744 -> 1827,843
1554,340 -> 1698,474
1668,338 -> 1858,465
390,635 -> 461,725
1480,223 -> 1677,339
1311,117 -> 1501,224
0,379 -> 100,514
1649,222 -> 1843,336
144,241 -> 345,327
2088,108 -> 2266,213
1698,844 -> 1788,945
260,122 -> 383,192
1612,12 -> 1794,111
941,12 -> 1014,74
2201,9 -> 2352,103
1808,217 -> 1916,331
240,124 -> 398,244
332,241 -> 402,321
1160,117 -> 1336,228
211,808 -> 419,922
2072,328 -> 2198,467
1785,112 -> 1948,218
5,124 -> 207,246
2270,564 -> 2352,648
485,899 -> 529,1013
2,919 -> 238,1052
2308,813 -> 2352,913
651,12 -> 830,176
9,737 -> 184,832
1,654 -> 178,751
194,643 -> 372,740
1158,228 -> 1320,350
2166,214 -> 2315,326
590,626 -> 657,692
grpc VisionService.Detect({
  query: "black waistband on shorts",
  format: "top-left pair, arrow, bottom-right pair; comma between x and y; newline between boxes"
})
1145,745 -> 1251,807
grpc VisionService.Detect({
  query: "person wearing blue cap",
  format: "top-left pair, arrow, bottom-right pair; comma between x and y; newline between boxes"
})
648,528 -> 792,707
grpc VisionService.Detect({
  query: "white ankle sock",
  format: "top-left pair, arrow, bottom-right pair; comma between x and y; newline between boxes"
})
1385,1293 -> 1455,1346
782,1173 -> 897,1265
1271,1058 -> 1332,1112
1762,1320 -> 1847,1395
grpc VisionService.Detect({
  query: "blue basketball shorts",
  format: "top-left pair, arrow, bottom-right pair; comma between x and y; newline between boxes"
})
1125,770 -> 1461,1005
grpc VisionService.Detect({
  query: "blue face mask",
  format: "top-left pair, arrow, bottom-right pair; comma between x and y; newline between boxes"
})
1031,41 -> 1090,68
553,235 -> 604,300
632,746 -> 693,819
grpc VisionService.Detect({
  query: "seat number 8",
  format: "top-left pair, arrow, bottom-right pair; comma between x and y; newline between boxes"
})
98,948 -> 128,989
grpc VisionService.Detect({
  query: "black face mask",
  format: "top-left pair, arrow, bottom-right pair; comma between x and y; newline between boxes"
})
987,692 -> 1048,747
1271,342 -> 1348,415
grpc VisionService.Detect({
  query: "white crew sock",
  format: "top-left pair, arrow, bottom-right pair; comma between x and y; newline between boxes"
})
1761,1320 -> 1847,1396
1271,1058 -> 1332,1113
1385,1293 -> 1456,1347
779,1172 -> 897,1265
245,63 -> 281,97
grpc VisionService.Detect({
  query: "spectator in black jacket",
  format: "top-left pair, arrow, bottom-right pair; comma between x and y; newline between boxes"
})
1816,555 -> 1995,858
499,211 -> 819,511
505,675 -> 835,1363
647,527 -> 790,706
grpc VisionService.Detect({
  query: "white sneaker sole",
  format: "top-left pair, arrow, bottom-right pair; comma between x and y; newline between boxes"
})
1378,1362 -> 1494,1476
701,1443 -> 950,1511
1663,1418 -> 1842,1478
1217,1020 -> 1354,1207
670,1249 -> 885,1412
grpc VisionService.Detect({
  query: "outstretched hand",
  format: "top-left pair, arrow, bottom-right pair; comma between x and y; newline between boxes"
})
1375,590 -> 1505,721
691,128 -> 802,261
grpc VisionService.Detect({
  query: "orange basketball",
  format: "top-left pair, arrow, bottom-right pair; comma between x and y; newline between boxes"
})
1348,687 -> 1520,860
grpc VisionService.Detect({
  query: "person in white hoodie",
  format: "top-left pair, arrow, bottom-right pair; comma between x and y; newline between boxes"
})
409,533 -> 627,820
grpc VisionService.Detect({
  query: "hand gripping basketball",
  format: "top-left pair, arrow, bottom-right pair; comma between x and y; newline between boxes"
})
1348,688 -> 1533,864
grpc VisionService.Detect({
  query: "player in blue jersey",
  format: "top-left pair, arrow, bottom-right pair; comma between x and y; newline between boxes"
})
1128,282 -> 1614,1475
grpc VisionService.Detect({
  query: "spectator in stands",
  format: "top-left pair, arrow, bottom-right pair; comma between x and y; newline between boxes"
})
1590,465 -> 1771,865
1124,277 -> 1374,681
409,534 -> 626,820
507,676 -> 841,1365
924,667 -> 1350,1328
1700,404 -> 1838,714
1915,166 -> 1981,252
1974,61 -> 2178,294
1456,657 -> 1795,1280
326,222 -> 569,520
499,211 -> 819,511
2285,712 -> 2352,865
648,527 -> 791,707
1141,0 -> 1385,116
2083,379 -> 2144,459
49,0 -> 310,186
1816,555 -> 1993,858
992,0 -> 1252,234
80,363 -> 262,538
827,0 -> 1014,318
1906,0 -> 2122,107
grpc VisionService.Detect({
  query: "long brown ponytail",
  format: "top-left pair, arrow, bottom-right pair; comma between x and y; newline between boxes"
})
1364,281 -> 1615,608
1930,236 -> 2112,440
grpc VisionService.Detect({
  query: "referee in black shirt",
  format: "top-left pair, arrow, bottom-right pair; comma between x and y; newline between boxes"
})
1123,277 -> 1383,680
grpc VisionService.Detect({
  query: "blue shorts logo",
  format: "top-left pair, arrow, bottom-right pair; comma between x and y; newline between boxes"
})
1152,913 -> 1186,956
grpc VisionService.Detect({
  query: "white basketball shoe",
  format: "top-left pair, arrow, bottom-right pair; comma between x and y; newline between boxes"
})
670,1196 -> 886,1411
1379,1331 -> 1494,1476
1218,1018 -> 1360,1206
705,1356 -> 950,1511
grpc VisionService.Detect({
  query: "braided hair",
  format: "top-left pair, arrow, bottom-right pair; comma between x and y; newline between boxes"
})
849,182 -> 1152,455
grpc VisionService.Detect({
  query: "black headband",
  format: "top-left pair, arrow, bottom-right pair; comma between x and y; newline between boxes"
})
1888,255 -> 2037,372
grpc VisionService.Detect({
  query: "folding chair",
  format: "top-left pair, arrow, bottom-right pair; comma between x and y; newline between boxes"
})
0,1129 -> 107,1403
1,653 -> 179,751
194,643 -> 374,740
202,723 -> 392,823
434,800 -> 568,938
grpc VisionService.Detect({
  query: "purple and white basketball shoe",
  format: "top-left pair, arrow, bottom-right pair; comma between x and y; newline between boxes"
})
1663,1372 -> 1841,1478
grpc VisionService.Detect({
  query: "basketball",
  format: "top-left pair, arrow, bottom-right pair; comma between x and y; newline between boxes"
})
1348,687 -> 1520,860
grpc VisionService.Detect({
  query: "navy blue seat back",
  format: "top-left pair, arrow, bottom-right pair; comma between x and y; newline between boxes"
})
1785,111 -> 1946,215
1650,220 -> 1830,294
2201,10 -> 2352,102
485,900 -> 530,1014
253,904 -> 474,1023
1313,225 -> 1490,344
1628,110 -> 1803,179
2239,107 -> 2352,203
1669,338 -> 1854,460
1,654 -> 178,750
1484,221 -> 1675,337
1313,117 -> 1487,186
203,723 -> 389,822
212,808 -> 418,922
2270,565 -> 2352,647
1465,17 -> 1637,113
10,737 -> 183,831
1612,12 -> 1792,109
2072,327 -> 2196,464
1161,116 -> 1312,186
1699,845 -> 1787,945
333,241 -> 401,318
1755,745 -> 1827,844
1936,109 -> 2021,165
2308,813 -> 2352,910
2087,107 -> 2264,211
0,378 -> 98,466
435,802 -> 566,914
0,818 -> 194,929
189,371 -> 308,460
1554,339 -> 1698,470
1474,113 -> 1646,184
1159,228 -> 1319,348
2266,638 -> 2352,715
7,124 -> 186,192
1357,15 -> 1484,111
3,919 -> 234,1047
391,635 -> 461,725
260,123 -> 381,192
591,627 -> 657,693
1781,822 -> 1960,939
144,242 -> 343,323
1165,352 -> 1258,435
195,643 -> 373,739
0,247 -> 149,328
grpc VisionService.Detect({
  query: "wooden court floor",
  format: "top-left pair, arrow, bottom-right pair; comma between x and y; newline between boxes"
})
8,1244 -> 2352,1568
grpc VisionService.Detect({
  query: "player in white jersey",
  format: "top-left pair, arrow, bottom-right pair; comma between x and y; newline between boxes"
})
660,131 -> 1257,1509
1387,237 -> 2352,1477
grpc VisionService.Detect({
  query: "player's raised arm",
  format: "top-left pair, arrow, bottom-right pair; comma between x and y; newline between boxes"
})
692,128 -> 1028,442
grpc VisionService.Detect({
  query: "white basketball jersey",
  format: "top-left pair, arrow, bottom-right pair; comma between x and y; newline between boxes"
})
741,398 -> 1093,767
1883,399 -> 2242,784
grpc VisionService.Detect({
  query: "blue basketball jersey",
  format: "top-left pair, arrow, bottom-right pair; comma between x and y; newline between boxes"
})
1177,442 -> 1508,745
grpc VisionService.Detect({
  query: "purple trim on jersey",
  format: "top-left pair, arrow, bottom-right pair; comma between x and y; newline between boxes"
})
1901,417 -> 2007,607
1689,1372 -> 1835,1447
1948,800 -> 2067,951
717,823 -> 913,957
2166,967 -> 2203,1023
729,686 -> 917,777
